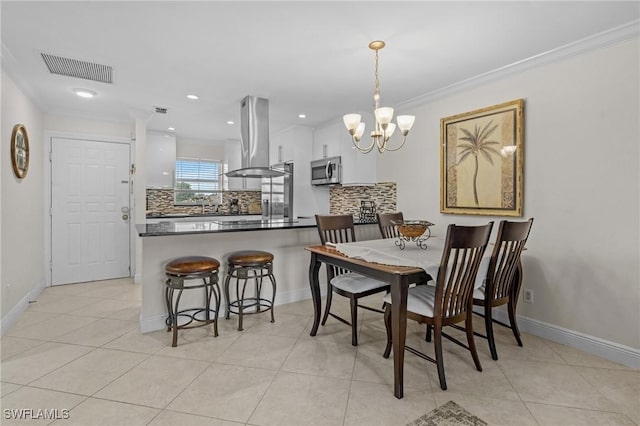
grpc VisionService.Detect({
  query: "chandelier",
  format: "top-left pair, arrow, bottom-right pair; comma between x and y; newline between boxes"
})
343,40 -> 415,154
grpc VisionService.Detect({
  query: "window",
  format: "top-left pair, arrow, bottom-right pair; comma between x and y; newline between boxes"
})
174,158 -> 222,204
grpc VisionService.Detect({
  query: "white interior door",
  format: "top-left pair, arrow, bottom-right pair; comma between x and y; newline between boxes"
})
51,137 -> 131,285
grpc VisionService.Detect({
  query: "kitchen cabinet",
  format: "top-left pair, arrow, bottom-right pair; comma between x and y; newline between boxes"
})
224,140 -> 261,190
146,131 -> 176,188
312,117 -> 377,185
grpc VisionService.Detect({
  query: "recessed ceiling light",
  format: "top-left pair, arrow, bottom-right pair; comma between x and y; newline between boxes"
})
73,88 -> 96,98
186,94 -> 199,100
168,127 -> 175,131
226,121 -> 234,125
298,114 -> 306,119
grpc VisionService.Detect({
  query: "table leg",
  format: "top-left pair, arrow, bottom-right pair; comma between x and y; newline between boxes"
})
391,275 -> 408,399
308,252 -> 322,336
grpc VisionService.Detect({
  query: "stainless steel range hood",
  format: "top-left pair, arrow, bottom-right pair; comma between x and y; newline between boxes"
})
226,96 -> 285,178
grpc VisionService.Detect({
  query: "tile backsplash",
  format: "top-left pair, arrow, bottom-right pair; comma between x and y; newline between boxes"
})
147,182 -> 397,218
329,182 -> 397,219
146,189 -> 262,215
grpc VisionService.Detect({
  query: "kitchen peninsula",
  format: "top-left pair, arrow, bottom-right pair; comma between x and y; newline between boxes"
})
136,219 -> 379,332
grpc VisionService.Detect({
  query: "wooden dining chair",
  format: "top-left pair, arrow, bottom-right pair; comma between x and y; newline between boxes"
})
315,214 -> 390,346
472,218 -> 534,360
382,222 -> 494,390
376,212 -> 404,239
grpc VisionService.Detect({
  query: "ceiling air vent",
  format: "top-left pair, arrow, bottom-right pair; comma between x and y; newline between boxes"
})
40,53 -> 113,84
154,106 -> 168,114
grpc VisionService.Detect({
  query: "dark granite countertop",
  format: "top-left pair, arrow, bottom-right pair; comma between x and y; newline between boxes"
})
137,218 -> 317,237
136,217 -> 377,237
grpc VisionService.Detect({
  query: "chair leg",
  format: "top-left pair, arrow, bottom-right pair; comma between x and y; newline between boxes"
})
433,325 -> 447,390
350,297 -> 358,346
425,324 -> 432,342
465,313 -> 482,372
383,304 -> 392,358
484,304 -> 498,360
321,284 -> 333,326
508,299 -> 523,347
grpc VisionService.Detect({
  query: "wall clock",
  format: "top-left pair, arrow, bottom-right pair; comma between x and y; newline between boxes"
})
11,123 -> 29,179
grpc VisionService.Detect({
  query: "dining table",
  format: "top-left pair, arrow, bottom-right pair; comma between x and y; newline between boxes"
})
305,235 -> 497,399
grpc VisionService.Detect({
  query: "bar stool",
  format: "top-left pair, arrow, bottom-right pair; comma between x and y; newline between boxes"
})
164,256 -> 221,347
223,250 -> 276,331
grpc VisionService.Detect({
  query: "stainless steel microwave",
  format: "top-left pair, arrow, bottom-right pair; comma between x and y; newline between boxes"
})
311,156 -> 341,185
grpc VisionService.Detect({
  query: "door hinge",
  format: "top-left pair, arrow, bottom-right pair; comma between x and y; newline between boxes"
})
49,261 -> 53,272
49,151 -> 52,162
130,164 -> 136,175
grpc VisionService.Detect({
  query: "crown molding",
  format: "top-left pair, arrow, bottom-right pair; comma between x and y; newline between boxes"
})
398,19 -> 640,110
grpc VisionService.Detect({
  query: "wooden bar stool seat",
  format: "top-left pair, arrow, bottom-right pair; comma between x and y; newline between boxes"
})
223,250 -> 276,331
164,256 -> 221,347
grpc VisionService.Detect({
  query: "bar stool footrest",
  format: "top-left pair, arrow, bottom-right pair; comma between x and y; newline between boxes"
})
227,297 -> 273,315
166,308 -> 219,330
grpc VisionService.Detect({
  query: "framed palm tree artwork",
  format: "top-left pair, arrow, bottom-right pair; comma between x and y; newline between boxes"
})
440,99 -> 524,216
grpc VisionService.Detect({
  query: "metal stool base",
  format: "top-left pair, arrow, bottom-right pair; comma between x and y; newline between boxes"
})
165,271 -> 221,347
224,263 -> 276,331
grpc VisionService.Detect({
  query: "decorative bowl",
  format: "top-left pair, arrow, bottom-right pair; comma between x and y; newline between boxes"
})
390,220 -> 434,250
391,220 -> 434,238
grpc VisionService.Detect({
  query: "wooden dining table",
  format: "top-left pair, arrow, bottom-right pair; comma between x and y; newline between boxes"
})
305,244 -> 430,399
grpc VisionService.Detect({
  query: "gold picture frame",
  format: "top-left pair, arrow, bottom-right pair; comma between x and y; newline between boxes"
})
11,123 -> 30,179
440,99 -> 524,216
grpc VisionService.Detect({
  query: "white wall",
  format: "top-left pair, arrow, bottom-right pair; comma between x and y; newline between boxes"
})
378,38 -> 640,350
44,114 -> 131,139
176,137 -> 225,160
1,70 -> 45,328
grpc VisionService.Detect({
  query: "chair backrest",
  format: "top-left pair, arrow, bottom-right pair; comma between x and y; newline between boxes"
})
377,212 -> 404,239
315,214 -> 356,244
315,214 -> 357,279
485,218 -> 534,302
435,222 -> 494,320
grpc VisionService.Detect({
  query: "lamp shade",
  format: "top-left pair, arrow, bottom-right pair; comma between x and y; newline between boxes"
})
355,122 -> 366,140
343,114 -> 361,131
397,115 -> 415,132
375,107 -> 394,125
385,123 -> 396,139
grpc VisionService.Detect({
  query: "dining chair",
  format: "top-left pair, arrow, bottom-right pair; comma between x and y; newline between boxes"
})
382,222 -> 494,391
315,214 -> 390,346
472,218 -> 534,360
376,212 -> 404,239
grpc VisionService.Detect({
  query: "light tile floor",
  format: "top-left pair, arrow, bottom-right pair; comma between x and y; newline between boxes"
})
1,278 -> 638,426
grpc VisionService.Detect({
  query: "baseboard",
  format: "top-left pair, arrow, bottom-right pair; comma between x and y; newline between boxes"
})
139,313 -> 167,334
490,309 -> 640,369
1,282 -> 46,336
134,273 -> 143,284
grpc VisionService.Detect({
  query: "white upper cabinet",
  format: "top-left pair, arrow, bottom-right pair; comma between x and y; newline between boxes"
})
146,132 -> 176,188
312,117 -> 377,185
270,126 -> 313,165
312,123 -> 341,160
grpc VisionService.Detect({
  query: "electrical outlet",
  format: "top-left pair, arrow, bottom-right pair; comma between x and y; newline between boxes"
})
523,289 -> 534,304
